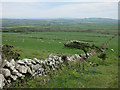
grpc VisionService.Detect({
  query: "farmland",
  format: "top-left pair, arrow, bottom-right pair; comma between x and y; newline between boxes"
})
1,18 -> 118,88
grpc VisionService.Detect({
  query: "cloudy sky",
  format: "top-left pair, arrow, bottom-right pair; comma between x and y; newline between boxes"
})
0,0 -> 119,19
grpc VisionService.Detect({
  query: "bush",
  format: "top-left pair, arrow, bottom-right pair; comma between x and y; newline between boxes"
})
2,44 -> 20,61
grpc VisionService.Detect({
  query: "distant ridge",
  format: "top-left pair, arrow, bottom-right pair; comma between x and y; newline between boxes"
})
1,18 -> 117,27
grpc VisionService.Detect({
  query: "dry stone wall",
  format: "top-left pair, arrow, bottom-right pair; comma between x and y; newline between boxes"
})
0,53 -> 92,89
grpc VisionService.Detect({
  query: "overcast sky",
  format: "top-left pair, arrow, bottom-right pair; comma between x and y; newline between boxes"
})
0,0 -> 118,19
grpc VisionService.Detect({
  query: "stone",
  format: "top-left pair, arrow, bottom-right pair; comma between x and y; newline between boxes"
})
55,61 -> 59,65
15,64 -> 27,74
10,59 -> 15,66
7,80 -> 11,84
30,60 -> 36,65
33,64 -> 42,71
12,69 -> 22,77
23,59 -> 31,63
21,75 -> 25,80
26,66 -> 33,75
74,54 -> 81,59
111,49 -> 114,52
33,58 -> 40,63
1,68 -> 11,78
0,74 -> 5,89
48,54 -> 54,58
53,56 -> 59,60
17,60 -> 26,65
69,55 -> 76,62
3,60 -> 15,70
10,75 -> 17,81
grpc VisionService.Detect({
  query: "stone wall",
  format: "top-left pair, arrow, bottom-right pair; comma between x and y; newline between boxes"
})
0,53 -> 92,89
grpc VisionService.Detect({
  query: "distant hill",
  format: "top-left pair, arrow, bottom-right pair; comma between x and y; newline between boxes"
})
1,18 -> 117,27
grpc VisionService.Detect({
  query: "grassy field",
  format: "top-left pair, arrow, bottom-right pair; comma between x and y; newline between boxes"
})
2,32 -> 113,59
7,35 -> 118,88
1,19 -> 118,88
2,32 -> 118,88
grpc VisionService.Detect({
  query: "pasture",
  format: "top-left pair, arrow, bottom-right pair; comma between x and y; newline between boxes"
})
2,32 -> 113,59
1,19 -> 118,88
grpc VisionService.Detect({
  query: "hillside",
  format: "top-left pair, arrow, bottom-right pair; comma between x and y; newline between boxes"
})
1,18 -> 118,34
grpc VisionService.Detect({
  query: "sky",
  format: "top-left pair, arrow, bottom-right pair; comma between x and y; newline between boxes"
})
0,0 -> 119,19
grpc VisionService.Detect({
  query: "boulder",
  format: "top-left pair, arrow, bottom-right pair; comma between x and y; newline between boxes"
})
1,68 -> 11,78
0,74 -> 5,89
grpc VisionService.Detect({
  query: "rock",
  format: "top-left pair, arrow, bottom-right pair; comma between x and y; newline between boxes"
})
23,59 -> 31,63
10,59 -> 15,66
31,60 -> 36,65
38,68 -> 44,75
3,60 -> 15,70
33,64 -> 42,71
33,58 -> 40,63
58,57 -> 63,63
87,53 -> 90,57
10,75 -> 17,81
53,56 -> 59,60
89,62 -> 92,65
2,60 -> 8,68
49,54 -> 54,58
66,57 -> 71,61
89,53 -> 93,56
7,80 -> 11,84
12,69 -> 22,77
1,68 -> 11,78
26,66 -> 33,75
69,55 -> 76,62
111,49 -> 114,52
74,54 -> 81,60
0,74 -> 5,89
21,75 -> 25,80
15,64 -> 27,74
17,60 -> 26,65
55,61 -> 59,65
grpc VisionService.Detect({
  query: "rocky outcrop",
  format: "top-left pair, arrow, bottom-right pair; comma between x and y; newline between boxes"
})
0,53 -> 93,89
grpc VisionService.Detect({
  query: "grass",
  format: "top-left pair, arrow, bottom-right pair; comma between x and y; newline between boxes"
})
2,32 -> 113,59
2,31 -> 118,88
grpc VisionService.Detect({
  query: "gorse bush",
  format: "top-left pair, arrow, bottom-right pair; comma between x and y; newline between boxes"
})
2,44 -> 20,61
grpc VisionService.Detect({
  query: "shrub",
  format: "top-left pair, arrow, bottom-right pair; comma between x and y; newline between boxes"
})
2,44 -> 20,61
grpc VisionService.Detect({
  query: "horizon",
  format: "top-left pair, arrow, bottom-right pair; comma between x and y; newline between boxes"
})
1,17 -> 118,20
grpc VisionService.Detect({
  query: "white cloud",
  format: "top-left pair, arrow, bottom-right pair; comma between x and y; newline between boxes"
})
0,0 -> 119,2
2,2 -> 118,19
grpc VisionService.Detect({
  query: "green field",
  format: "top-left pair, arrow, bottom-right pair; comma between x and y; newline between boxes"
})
2,32 -> 113,59
1,19 -> 118,88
